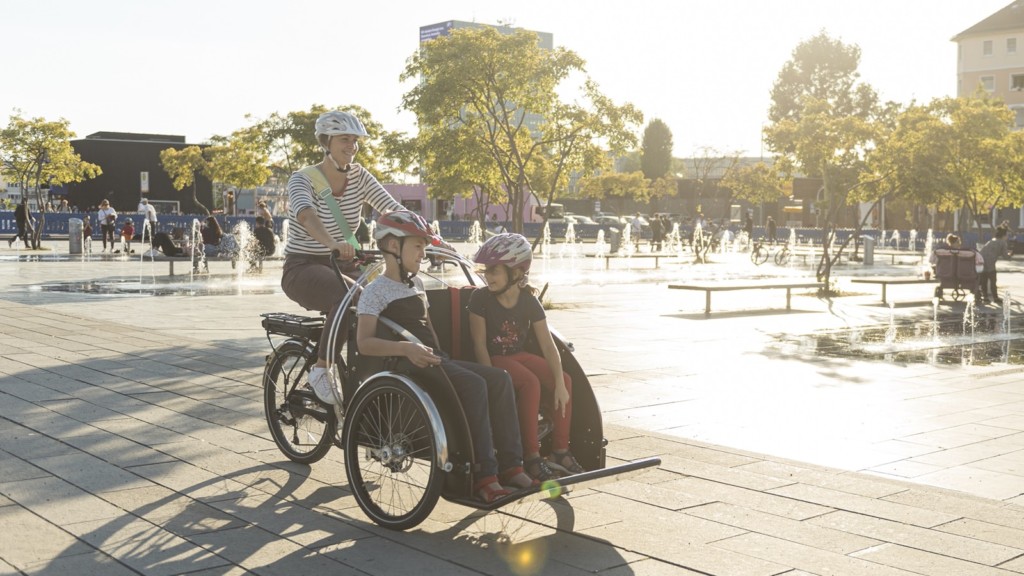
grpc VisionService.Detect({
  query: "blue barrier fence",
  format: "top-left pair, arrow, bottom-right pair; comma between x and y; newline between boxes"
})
0,212 -> 286,239
0,211 -> 1003,250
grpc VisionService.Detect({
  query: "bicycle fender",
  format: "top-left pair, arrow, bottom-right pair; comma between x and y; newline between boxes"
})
357,371 -> 452,472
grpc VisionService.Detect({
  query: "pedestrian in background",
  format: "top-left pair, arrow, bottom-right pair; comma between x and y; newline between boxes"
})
97,199 -> 117,252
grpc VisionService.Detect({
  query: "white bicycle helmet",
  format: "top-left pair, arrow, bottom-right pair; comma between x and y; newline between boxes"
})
473,233 -> 533,273
314,111 -> 368,140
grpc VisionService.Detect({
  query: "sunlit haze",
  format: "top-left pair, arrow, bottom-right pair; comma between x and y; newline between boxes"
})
2,0 -> 1007,160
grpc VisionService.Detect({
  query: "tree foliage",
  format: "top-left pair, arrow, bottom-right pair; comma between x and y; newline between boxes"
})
402,26 -> 640,233
419,120 -> 506,220
206,130 -> 272,206
240,104 -> 397,183
866,94 -> 1023,230
765,32 -> 887,287
159,146 -> 210,215
577,171 -> 649,215
530,82 -> 642,225
720,162 -> 786,205
640,118 -> 673,180
0,113 -> 101,247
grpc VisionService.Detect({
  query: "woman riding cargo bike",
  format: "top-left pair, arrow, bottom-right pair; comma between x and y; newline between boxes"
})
261,111 -> 659,530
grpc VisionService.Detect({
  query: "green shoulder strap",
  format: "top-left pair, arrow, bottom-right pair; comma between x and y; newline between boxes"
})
299,165 -> 359,249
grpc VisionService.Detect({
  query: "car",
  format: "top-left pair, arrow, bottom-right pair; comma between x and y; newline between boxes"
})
594,215 -> 626,227
565,214 -> 597,226
626,214 -> 650,228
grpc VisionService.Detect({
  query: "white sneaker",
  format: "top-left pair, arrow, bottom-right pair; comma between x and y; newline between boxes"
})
308,366 -> 339,405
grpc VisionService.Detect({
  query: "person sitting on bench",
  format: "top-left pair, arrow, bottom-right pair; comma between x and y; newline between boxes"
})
151,228 -> 186,257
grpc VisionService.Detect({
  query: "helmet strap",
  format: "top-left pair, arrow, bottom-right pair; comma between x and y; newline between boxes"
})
491,266 -> 520,296
325,151 -> 351,173
381,237 -> 415,288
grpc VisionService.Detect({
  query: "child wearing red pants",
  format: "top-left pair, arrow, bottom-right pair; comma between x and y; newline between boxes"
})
469,233 -> 584,482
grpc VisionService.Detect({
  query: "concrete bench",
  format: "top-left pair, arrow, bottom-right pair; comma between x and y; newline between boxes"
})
589,253 -> 668,270
143,254 -> 232,275
870,249 -> 926,265
850,276 -> 937,305
669,279 -> 824,316
147,253 -> 283,275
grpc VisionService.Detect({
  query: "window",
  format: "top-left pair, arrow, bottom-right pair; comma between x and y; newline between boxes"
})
1009,38 -> 1018,53
401,199 -> 423,213
984,40 -> 993,56
982,76 -> 995,91
1013,107 -> 1024,128
1013,74 -> 1024,91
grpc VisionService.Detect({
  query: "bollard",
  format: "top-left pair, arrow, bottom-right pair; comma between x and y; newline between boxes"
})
68,218 -> 83,254
608,227 -> 621,253
863,236 -> 874,266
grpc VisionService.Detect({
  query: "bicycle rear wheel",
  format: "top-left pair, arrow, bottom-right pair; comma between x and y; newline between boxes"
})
263,341 -> 336,464
774,248 -> 791,266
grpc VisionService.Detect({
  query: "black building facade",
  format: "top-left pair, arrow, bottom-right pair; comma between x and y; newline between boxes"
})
67,132 -> 213,214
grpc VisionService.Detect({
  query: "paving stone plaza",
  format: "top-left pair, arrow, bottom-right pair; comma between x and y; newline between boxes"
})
1,241 -> 1023,575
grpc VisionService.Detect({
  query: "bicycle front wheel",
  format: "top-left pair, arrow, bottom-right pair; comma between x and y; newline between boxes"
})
774,249 -> 791,266
344,377 -> 443,530
263,341 -> 336,464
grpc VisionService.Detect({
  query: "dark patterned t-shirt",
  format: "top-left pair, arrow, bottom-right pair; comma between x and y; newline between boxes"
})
467,288 -> 545,357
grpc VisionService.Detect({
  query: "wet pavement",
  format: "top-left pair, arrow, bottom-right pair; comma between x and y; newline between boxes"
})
1,240 -> 1023,575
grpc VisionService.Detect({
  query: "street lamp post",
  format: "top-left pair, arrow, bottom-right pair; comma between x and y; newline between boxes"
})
30,151 -> 50,249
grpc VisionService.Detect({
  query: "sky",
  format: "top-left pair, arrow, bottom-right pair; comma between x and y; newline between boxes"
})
1,0 -> 1010,159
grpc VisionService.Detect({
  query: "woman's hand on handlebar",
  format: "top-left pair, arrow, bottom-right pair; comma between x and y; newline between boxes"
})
329,241 -> 356,260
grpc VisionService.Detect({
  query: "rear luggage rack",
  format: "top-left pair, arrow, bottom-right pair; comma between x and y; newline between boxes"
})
261,312 -> 325,341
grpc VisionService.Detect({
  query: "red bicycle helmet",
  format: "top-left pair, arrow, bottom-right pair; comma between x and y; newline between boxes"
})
374,210 -> 440,245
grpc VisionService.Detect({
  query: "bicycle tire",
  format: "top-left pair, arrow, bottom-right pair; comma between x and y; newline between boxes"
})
263,340 -> 336,464
774,249 -> 791,266
751,246 -> 769,265
343,377 -> 443,530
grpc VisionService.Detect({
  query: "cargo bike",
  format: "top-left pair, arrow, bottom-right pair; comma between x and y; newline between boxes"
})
260,246 -> 660,530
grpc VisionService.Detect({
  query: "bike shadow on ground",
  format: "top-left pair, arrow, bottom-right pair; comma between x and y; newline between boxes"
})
18,460 -> 637,575
0,342 -> 639,575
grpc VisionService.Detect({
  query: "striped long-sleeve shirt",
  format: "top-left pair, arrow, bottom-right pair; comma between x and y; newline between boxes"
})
284,163 -> 403,256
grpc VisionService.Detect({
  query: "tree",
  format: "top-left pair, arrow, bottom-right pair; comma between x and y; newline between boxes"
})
764,32 -> 886,289
205,131 -> 272,210
402,26 -> 639,234
640,119 -> 673,180
0,113 -> 101,248
577,171 -> 649,216
418,120 -> 507,221
529,82 -> 642,233
687,146 -> 741,220
160,146 -> 209,216
866,94 -> 1023,232
242,105 -> 399,185
720,161 -> 787,208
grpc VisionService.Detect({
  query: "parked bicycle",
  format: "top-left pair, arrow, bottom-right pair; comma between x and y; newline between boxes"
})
750,239 -> 792,266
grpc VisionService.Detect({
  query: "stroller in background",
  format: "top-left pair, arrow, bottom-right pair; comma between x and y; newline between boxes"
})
933,248 -> 982,302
